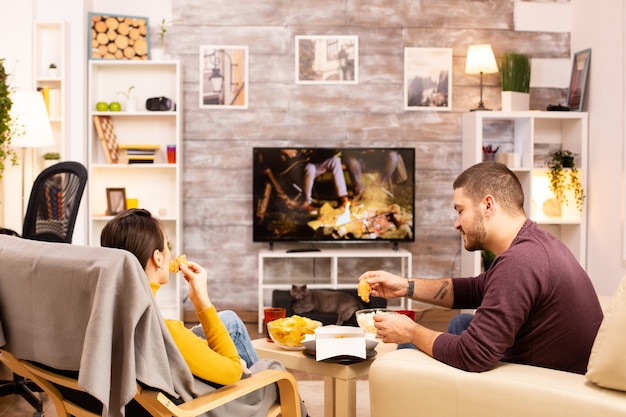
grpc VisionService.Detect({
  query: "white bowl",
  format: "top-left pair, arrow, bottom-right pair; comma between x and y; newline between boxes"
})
355,309 -> 397,334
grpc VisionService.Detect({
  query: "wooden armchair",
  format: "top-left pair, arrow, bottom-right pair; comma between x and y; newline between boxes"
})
0,350 -> 299,417
0,236 -> 301,417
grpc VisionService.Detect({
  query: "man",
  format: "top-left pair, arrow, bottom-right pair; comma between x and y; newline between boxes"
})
359,161 -> 602,374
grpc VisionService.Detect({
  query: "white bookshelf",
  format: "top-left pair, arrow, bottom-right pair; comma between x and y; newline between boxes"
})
461,111 -> 588,276
87,60 -> 183,320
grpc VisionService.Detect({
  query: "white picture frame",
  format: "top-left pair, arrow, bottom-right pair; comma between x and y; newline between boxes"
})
404,47 -> 452,111
199,45 -> 249,109
295,35 -> 358,85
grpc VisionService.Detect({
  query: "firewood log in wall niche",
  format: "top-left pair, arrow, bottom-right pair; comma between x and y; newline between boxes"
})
90,14 -> 149,60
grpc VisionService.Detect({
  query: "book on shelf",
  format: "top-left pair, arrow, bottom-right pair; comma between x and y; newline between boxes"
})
118,144 -> 160,164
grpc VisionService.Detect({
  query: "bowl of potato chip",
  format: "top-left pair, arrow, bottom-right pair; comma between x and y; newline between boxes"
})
267,315 -> 323,350
355,309 -> 397,334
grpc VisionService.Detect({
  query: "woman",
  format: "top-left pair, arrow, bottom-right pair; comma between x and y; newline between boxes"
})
100,208 -> 256,383
100,209 -> 307,417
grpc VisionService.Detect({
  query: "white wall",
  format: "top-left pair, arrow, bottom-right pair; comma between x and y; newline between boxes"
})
571,0 -> 626,295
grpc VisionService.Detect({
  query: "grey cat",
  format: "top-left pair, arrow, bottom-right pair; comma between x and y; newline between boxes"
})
290,284 -> 364,325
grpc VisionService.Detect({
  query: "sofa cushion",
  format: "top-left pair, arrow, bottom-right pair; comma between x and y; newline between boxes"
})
586,275 -> 626,391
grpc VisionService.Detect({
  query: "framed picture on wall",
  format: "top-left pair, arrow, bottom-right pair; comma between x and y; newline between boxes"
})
295,35 -> 358,84
567,48 -> 591,112
106,188 -> 127,216
88,13 -> 150,60
199,45 -> 249,109
404,47 -> 452,111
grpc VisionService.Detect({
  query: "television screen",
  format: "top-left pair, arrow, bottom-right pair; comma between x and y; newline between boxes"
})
253,147 -> 415,243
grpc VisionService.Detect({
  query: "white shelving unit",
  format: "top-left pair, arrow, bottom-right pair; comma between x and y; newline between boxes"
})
257,248 -> 412,333
87,60 -> 183,320
461,111 -> 588,276
33,21 -> 65,163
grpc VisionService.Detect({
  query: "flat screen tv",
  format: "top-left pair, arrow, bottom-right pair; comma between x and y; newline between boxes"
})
253,147 -> 415,244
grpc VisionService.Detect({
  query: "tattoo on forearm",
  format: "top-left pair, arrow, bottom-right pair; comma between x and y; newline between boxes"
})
433,281 -> 450,301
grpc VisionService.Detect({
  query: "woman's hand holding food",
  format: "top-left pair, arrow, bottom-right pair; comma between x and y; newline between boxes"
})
179,261 -> 212,311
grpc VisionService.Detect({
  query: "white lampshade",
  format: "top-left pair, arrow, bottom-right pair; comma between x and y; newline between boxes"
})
465,44 -> 498,75
9,91 -> 54,149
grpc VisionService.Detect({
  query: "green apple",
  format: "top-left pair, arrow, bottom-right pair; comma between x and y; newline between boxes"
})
96,101 -> 109,111
108,101 -> 121,112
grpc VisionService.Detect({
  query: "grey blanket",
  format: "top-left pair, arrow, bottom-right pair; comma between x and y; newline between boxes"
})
0,236 -> 213,416
0,236 -> 295,417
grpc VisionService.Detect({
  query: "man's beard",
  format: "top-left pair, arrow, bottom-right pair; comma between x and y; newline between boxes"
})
463,211 -> 487,252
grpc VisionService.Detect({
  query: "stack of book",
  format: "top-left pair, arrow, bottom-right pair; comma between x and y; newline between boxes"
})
118,144 -> 161,164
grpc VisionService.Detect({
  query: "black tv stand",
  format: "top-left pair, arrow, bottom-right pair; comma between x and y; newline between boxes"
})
286,248 -> 321,253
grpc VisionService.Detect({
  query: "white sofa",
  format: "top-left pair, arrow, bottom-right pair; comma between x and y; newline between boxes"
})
369,278 -> 626,417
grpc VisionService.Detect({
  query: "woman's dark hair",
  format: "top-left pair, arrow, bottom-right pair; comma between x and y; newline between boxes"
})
100,208 -> 164,269
453,161 -> 525,215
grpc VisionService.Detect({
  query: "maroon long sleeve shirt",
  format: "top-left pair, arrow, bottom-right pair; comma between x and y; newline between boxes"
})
433,220 -> 603,374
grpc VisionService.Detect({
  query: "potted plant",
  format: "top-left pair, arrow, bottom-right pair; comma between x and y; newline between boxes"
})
48,63 -> 58,78
117,85 -> 136,112
42,152 -> 60,168
547,150 -> 585,211
500,52 -> 531,111
151,18 -> 182,61
0,58 -> 19,180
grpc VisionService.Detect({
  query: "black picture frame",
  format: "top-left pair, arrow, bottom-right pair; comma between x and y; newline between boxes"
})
567,48 -> 591,112
106,187 -> 127,216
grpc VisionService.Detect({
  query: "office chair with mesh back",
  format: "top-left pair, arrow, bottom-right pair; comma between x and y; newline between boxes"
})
0,161 -> 87,416
22,161 -> 88,243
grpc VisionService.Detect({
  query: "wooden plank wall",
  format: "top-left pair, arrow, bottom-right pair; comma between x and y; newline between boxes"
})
166,0 -> 569,312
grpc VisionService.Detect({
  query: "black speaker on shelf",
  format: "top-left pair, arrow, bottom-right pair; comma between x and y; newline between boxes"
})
146,96 -> 175,111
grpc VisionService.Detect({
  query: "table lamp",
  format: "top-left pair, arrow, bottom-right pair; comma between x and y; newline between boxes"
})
9,91 -> 54,219
465,44 -> 498,111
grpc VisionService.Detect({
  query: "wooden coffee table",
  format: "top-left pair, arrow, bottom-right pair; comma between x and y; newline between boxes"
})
252,338 -> 397,417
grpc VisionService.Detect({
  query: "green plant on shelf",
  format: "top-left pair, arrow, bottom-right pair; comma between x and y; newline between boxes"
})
158,18 -> 182,49
49,63 -> 57,69
0,58 -> 19,180
117,85 -> 135,101
546,150 -> 585,211
500,52 -> 530,93
43,152 -> 60,160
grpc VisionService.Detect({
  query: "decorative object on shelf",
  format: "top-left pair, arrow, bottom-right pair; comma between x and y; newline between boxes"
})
0,58 -> 19,180
404,47 -> 451,111
465,44 -> 498,111
117,85 -> 136,112
499,52 -> 530,111
92,115 -> 119,163
199,45 -> 249,109
48,63 -> 57,78
117,143 -> 160,164
152,18 -> 181,61
482,144 -> 499,162
42,152 -> 60,168
295,35 -> 358,85
567,48 -> 591,112
146,96 -> 173,111
166,144 -> 176,163
106,187 -> 127,215
88,13 -> 149,60
546,150 -> 585,211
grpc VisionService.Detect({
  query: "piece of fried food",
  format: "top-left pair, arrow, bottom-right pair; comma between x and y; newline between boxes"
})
169,254 -> 187,273
358,279 -> 371,302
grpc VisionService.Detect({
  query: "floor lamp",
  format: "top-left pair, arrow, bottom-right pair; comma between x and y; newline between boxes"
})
465,44 -> 499,111
9,91 -> 54,221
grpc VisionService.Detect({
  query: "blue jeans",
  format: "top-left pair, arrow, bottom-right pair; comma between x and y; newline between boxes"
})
397,313 -> 474,350
191,310 -> 259,368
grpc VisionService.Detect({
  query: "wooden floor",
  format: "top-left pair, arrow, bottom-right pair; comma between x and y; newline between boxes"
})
0,307 -> 456,416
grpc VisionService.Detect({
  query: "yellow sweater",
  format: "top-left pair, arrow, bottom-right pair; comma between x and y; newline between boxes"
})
150,282 -> 243,385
